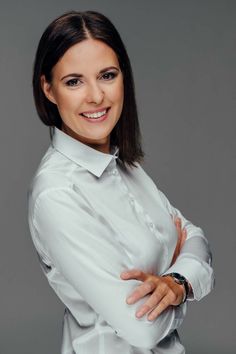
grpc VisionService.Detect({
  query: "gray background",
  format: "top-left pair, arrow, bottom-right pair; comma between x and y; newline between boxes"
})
1,0 -> 235,353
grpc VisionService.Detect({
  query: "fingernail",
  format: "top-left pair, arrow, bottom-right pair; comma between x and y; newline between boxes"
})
127,296 -> 134,304
121,272 -> 129,277
136,310 -> 143,317
147,314 -> 155,321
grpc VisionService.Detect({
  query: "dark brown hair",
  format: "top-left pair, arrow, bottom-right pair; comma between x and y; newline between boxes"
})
32,10 -> 145,168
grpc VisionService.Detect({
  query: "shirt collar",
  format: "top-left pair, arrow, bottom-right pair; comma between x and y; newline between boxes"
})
51,127 -> 119,178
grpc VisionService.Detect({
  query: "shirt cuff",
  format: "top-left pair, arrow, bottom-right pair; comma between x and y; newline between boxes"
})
160,255 -> 214,301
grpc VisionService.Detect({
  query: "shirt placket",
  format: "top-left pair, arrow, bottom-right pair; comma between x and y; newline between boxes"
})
106,163 -> 168,266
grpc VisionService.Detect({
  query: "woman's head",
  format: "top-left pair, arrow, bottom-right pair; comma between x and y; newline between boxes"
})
33,10 -> 144,166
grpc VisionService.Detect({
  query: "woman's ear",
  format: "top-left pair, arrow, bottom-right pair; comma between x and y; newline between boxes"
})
40,75 -> 57,104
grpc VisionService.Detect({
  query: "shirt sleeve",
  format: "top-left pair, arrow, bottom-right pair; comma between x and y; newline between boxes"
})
158,189 -> 215,302
31,184 -> 187,350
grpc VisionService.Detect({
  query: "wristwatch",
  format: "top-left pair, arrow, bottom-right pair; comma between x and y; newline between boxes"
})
162,272 -> 189,304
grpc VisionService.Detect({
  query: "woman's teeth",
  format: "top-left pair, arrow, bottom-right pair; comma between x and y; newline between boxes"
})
82,109 -> 107,119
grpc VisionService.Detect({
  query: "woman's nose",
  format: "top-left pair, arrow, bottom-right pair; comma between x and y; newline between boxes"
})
86,82 -> 104,104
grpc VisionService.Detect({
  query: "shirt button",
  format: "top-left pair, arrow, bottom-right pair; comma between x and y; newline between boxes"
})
112,169 -> 118,175
130,198 -> 135,205
148,221 -> 155,229
122,186 -> 128,193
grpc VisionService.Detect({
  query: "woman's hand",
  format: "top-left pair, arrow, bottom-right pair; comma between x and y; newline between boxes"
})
120,216 -> 187,321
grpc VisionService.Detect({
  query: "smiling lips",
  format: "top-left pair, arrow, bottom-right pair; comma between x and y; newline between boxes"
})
81,107 -> 110,116
80,107 -> 110,122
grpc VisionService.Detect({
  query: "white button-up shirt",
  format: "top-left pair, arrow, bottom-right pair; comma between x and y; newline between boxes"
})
27,127 -> 214,354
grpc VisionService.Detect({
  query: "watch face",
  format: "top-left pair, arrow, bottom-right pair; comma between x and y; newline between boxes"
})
172,273 -> 186,284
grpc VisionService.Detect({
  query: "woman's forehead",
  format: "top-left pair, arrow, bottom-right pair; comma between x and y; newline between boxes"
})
53,39 -> 119,76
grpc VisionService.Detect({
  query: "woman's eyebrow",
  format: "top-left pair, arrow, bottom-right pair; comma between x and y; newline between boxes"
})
60,66 -> 120,80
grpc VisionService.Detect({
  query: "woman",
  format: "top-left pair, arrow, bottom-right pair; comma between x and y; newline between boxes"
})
27,10 -> 214,353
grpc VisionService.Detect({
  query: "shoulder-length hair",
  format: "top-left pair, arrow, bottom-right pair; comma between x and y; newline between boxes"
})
32,10 -> 145,168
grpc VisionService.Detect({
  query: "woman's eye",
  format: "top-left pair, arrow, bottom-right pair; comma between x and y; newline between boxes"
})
65,72 -> 117,87
66,78 -> 81,87
101,72 -> 117,80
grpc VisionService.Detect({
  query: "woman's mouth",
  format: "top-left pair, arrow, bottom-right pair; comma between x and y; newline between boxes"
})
80,107 -> 111,123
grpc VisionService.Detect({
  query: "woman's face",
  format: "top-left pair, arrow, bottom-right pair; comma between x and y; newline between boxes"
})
41,38 -> 124,153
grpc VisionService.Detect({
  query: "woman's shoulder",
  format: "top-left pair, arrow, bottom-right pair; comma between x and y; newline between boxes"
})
27,145 -> 75,207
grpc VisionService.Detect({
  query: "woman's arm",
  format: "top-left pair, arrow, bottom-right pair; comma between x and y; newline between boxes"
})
158,189 -> 215,301
119,216 -> 188,321
117,188 -> 214,321
29,185 -> 187,349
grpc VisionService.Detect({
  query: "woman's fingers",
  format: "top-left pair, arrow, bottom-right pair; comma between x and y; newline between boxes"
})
146,294 -> 173,320
126,279 -> 156,305
121,270 -> 157,304
170,216 -> 186,265
120,268 -> 147,281
180,227 -> 187,248
175,217 -> 187,245
135,280 -> 168,318
135,277 -> 184,320
175,217 -> 187,252
120,268 -> 185,321
173,218 -> 182,253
